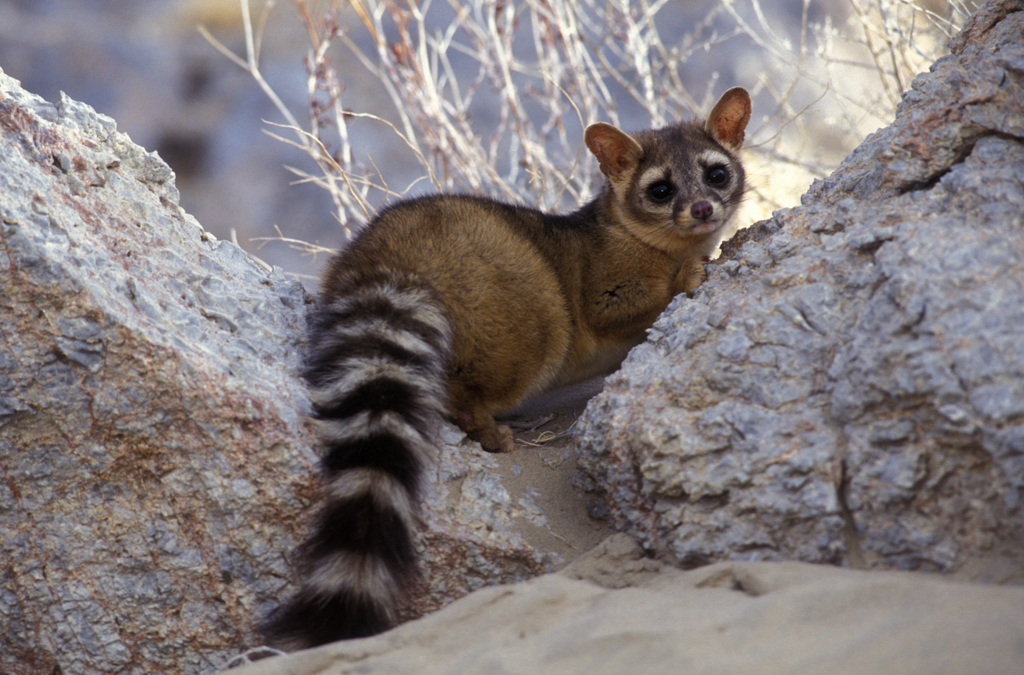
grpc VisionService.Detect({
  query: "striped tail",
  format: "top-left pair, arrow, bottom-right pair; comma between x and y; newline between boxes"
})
262,273 -> 452,649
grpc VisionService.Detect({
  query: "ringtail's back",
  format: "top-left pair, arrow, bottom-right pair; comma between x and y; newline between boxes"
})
263,87 -> 751,649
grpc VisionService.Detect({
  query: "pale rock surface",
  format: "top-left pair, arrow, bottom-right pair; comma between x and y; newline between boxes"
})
226,534 -> 1024,675
0,68 -> 589,675
576,0 -> 1024,578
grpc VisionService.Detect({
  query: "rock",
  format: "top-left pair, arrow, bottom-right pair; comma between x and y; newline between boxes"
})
0,69 -> 589,675
575,0 -> 1024,577
0,66 -> 316,675
224,534 -> 1024,675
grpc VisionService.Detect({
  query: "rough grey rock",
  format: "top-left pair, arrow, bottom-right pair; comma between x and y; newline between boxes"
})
0,66 -> 317,675
225,534 -> 1024,675
575,0 -> 1024,577
0,70 -> 569,675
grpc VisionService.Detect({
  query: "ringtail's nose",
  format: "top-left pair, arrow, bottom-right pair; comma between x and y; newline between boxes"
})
691,200 -> 714,221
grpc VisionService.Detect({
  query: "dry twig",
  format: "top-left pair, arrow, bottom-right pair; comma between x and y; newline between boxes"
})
204,0 -> 976,250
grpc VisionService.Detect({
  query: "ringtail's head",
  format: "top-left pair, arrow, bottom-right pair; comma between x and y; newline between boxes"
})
584,87 -> 751,256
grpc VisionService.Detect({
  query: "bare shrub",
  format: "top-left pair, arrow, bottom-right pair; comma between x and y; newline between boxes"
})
203,0 -> 978,252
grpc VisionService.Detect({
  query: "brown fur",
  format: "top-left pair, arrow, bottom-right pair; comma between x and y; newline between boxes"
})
323,87 -> 750,452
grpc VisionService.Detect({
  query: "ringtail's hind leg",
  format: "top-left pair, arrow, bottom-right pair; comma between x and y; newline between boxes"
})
444,319 -> 570,454
451,404 -> 516,453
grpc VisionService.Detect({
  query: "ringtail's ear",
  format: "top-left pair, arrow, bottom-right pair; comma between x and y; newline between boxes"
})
584,123 -> 644,181
705,87 -> 751,152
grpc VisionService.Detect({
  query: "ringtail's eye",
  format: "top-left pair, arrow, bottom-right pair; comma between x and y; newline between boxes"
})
706,166 -> 730,187
647,181 -> 675,203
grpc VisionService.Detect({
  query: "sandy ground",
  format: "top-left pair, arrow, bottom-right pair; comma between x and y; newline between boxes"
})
494,378 -> 617,566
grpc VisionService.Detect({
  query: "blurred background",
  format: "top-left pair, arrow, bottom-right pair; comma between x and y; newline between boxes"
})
0,0 -> 977,286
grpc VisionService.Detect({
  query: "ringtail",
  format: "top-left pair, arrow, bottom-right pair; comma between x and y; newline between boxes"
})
263,87 -> 751,649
